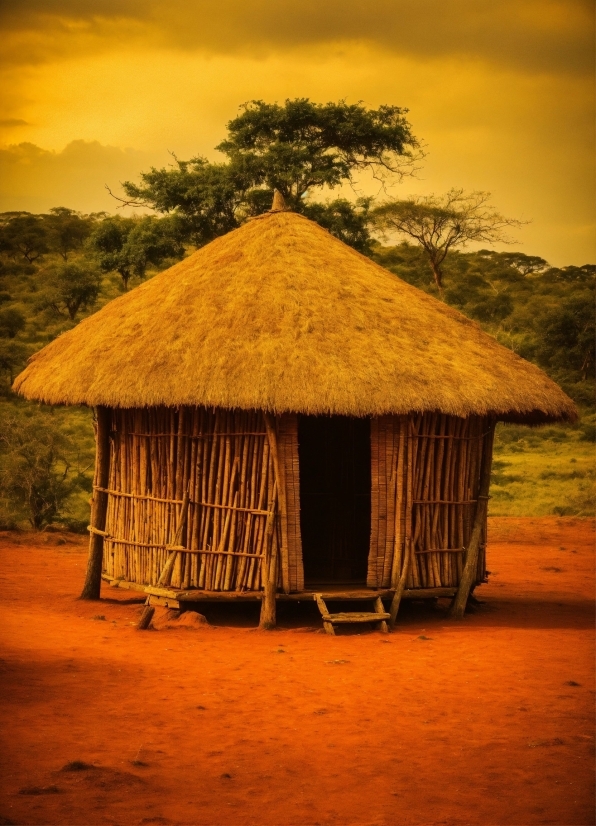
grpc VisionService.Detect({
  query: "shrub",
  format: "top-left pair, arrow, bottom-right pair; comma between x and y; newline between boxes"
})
0,307 -> 26,338
0,406 -> 90,529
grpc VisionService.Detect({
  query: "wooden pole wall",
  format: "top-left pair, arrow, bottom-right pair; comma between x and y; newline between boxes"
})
371,413 -> 491,597
99,407 -> 279,594
92,406 -> 493,605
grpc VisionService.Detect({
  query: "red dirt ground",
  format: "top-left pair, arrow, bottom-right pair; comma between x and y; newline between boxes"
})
0,517 -> 594,826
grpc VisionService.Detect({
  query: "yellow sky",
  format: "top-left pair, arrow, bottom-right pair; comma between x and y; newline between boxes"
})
0,0 -> 594,265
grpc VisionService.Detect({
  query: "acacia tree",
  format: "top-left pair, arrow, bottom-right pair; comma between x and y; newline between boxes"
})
43,207 -> 97,261
88,214 -> 185,290
371,189 -> 525,294
42,261 -> 102,320
217,99 -> 419,205
0,213 -> 48,263
117,99 -> 421,250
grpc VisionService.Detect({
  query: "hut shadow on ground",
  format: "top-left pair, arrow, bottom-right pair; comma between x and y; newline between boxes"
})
180,597 -> 449,633
175,594 -> 594,633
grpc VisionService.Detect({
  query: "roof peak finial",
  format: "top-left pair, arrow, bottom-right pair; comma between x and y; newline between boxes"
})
270,189 -> 287,212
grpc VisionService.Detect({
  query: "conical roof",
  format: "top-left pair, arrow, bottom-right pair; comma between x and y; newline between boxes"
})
14,210 -> 575,422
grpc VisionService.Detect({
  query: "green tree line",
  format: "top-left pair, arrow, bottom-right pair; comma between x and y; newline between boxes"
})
0,99 -> 593,528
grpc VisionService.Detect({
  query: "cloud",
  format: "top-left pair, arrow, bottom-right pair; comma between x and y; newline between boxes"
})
0,0 -> 593,75
0,140 -> 160,214
0,4 -> 592,265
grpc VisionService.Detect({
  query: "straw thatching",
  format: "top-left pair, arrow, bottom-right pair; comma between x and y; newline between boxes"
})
13,210 -> 575,423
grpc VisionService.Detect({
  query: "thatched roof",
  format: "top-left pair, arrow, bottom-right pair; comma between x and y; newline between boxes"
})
14,209 -> 575,423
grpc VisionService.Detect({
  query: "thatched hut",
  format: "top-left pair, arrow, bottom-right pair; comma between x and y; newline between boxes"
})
14,197 -> 576,630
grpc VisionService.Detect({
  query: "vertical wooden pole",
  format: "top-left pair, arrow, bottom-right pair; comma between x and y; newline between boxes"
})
156,488 -> 190,587
80,406 -> 111,600
389,416 -> 406,590
264,412 -> 288,590
259,487 -> 278,629
449,419 -> 495,619
389,415 -> 417,627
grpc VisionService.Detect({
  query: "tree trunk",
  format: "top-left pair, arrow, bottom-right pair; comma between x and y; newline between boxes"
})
119,270 -> 130,291
80,407 -> 111,600
429,260 -> 444,295
449,420 -> 495,619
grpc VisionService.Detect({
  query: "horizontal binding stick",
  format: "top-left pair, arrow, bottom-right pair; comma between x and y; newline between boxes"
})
87,525 -> 110,538
105,541 -> 267,558
412,499 -> 477,505
415,547 -> 465,554
177,548 -> 265,559
406,434 -> 485,440
94,486 -> 271,516
105,537 -> 174,549
118,432 -> 268,439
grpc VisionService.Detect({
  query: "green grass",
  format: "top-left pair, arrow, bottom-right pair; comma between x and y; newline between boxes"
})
490,422 -> 595,516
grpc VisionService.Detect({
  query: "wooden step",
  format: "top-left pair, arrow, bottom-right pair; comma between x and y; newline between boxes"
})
314,593 -> 390,635
322,611 -> 391,624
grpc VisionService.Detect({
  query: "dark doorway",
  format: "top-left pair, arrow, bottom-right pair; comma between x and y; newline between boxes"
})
298,415 -> 371,586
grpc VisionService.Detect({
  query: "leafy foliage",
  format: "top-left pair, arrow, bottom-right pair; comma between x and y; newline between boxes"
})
43,207 -> 97,261
0,340 -> 29,387
39,261 -> 102,320
0,307 -> 26,338
0,405 -> 91,529
371,190 -> 525,293
120,98 -> 420,250
0,213 -> 49,263
87,214 -> 185,290
303,197 -> 373,254
217,99 -> 419,204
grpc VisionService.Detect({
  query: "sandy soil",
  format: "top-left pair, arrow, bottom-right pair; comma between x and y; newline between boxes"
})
0,517 -> 594,826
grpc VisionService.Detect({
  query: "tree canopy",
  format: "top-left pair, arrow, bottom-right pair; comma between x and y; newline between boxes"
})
119,99 -> 420,250
0,213 -> 49,263
88,215 -> 185,290
40,261 -> 102,320
43,207 -> 97,261
371,189 -> 525,293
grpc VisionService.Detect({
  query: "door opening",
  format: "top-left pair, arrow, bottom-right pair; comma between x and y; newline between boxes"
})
298,415 -> 371,586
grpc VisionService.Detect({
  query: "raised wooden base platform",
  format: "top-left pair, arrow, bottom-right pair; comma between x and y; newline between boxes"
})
101,574 -> 457,609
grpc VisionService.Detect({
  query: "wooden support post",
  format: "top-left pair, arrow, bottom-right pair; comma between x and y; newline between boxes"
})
259,497 -> 277,629
137,605 -> 155,630
314,594 -> 335,636
374,596 -> 389,633
389,538 -> 412,628
80,407 -> 111,600
449,420 -> 495,619
389,420 -> 415,628
264,413 -> 289,594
